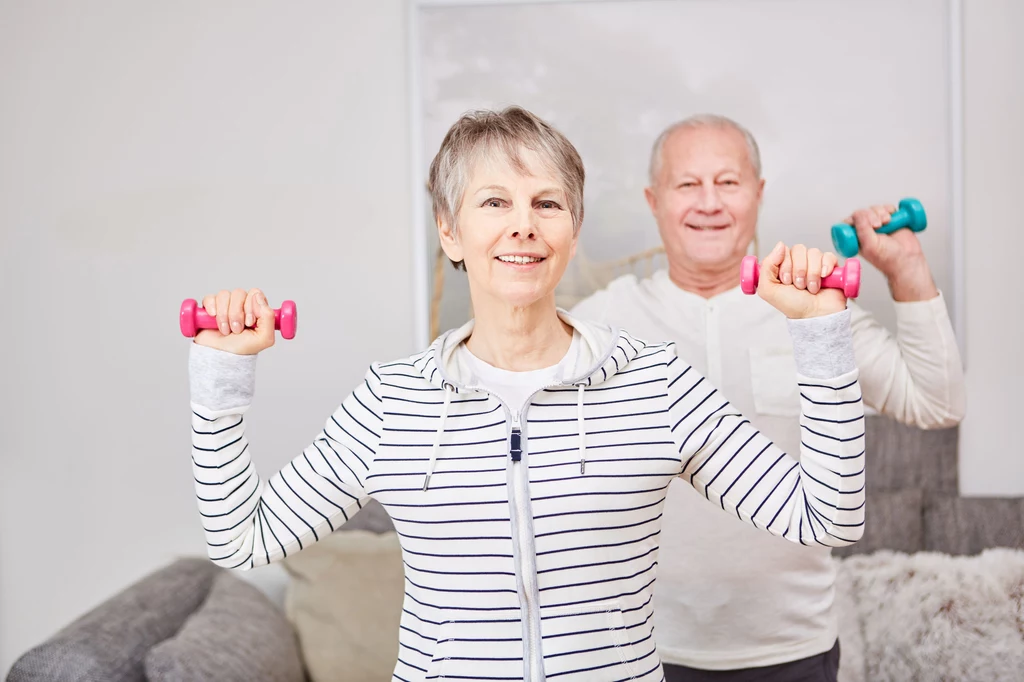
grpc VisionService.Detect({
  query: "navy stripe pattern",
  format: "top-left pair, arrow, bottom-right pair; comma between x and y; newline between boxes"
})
191,331 -> 864,682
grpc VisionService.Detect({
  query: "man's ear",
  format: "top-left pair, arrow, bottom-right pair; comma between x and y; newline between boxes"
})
437,216 -> 463,264
644,186 -> 657,214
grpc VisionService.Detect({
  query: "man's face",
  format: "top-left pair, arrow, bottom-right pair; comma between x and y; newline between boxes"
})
645,125 -> 764,272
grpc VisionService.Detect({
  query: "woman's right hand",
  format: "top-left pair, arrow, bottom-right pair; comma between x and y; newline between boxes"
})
194,288 -> 276,355
757,242 -> 848,320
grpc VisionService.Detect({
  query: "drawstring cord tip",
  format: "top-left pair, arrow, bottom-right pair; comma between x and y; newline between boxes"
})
577,383 -> 587,477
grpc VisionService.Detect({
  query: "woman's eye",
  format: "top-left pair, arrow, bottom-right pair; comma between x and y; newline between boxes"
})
537,201 -> 561,210
483,198 -> 504,208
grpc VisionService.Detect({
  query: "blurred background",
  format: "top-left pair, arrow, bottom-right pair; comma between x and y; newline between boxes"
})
1,0 -> 1021,675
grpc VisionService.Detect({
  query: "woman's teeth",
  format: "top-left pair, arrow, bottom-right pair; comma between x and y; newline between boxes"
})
498,255 -> 543,264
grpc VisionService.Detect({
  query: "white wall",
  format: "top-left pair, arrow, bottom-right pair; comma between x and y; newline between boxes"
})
959,0 -> 1024,496
0,0 -> 414,673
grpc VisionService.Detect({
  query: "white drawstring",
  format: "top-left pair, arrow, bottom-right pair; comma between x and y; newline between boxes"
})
577,383 -> 587,475
423,384 -> 452,491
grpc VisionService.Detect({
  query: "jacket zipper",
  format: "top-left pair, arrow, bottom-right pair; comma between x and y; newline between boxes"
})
468,379 -> 585,681
510,409 -> 543,682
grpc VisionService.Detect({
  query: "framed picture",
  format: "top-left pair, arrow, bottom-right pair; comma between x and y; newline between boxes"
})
408,0 -> 964,350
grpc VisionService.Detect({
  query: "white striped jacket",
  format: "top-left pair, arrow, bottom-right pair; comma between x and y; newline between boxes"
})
188,312 -> 865,682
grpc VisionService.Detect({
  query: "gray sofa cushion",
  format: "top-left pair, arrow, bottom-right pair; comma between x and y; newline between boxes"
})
144,571 -> 304,682
863,417 -> 958,493
834,489 -> 925,557
6,558 -> 219,682
925,495 -> 1024,555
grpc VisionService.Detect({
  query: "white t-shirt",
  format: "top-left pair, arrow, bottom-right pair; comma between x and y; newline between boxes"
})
457,332 -> 581,417
572,270 -> 964,670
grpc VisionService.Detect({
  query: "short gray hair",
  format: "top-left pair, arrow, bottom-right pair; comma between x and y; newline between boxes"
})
648,114 -> 762,185
428,106 -> 585,269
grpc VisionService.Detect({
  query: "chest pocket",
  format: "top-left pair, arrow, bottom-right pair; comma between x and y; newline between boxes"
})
748,346 -> 801,417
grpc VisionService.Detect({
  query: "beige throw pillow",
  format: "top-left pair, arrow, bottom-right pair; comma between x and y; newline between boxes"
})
283,530 -> 404,682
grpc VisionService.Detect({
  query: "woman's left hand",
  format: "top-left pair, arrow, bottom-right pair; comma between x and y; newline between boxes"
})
757,242 -> 847,319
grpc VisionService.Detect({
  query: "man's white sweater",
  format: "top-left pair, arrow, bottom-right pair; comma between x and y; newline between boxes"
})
188,311 -> 866,681
572,273 -> 964,670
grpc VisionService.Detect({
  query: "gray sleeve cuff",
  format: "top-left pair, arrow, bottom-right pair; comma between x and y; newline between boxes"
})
786,308 -> 856,379
189,342 -> 258,411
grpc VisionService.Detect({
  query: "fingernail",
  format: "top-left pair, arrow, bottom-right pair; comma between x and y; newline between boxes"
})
220,324 -> 229,334
231,321 -> 241,332
782,273 -> 792,284
795,276 -> 804,287
822,266 -> 829,277
246,314 -> 253,327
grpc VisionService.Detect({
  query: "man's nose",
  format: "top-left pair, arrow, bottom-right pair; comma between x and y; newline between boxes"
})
697,184 -> 724,212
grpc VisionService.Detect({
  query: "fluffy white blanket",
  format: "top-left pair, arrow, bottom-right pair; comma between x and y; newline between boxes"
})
836,549 -> 1024,682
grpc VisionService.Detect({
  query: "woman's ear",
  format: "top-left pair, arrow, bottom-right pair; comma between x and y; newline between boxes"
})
437,217 -> 463,264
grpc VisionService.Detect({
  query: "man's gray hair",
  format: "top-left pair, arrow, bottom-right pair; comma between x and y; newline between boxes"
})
428,106 -> 585,269
648,114 -> 762,184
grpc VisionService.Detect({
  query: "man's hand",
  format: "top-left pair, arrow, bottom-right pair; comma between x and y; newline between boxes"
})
840,204 -> 939,301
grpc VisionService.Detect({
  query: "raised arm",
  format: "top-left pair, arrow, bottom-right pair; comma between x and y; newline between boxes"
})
668,311 -> 865,547
190,345 -> 382,569
668,241 -> 866,546
842,203 -> 966,428
187,287 -> 381,569
849,298 -> 964,428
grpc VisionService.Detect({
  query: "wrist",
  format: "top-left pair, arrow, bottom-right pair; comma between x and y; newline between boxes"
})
886,258 -> 938,302
785,301 -> 847,320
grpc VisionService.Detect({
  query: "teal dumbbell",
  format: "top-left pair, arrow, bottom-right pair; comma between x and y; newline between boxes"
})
830,198 -> 927,258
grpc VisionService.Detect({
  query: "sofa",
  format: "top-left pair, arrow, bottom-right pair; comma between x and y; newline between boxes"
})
8,417 -> 1024,682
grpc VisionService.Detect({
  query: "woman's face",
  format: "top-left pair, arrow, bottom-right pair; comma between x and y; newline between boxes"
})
439,148 -> 578,310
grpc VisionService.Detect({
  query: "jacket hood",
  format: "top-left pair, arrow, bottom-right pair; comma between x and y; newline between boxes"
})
415,309 -> 636,394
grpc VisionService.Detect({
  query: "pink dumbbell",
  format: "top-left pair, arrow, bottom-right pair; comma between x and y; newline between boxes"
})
740,255 -> 860,298
179,299 -> 298,340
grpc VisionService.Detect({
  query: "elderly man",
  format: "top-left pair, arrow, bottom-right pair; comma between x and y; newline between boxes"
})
571,114 -> 965,681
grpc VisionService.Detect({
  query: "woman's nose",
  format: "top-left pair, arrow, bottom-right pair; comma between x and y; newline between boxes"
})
509,207 -> 537,239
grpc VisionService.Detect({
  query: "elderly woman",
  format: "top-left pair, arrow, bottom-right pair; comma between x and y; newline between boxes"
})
188,106 -> 865,682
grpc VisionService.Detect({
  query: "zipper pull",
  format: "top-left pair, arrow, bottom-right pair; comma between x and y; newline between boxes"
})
510,428 -> 522,462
